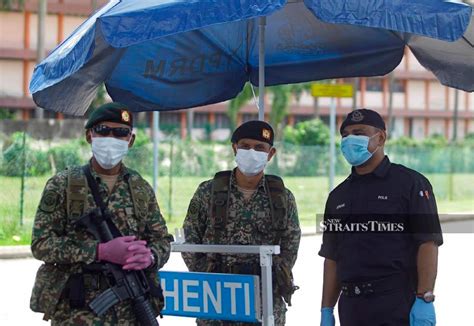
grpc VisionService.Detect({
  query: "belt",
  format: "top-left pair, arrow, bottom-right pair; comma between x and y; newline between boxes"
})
223,263 -> 260,275
341,274 -> 408,297
83,273 -> 109,291
82,263 -> 110,291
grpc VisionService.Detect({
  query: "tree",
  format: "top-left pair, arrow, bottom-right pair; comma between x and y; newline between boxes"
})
283,119 -> 330,146
268,85 -> 291,140
227,83 -> 255,131
269,82 -> 321,140
0,0 -> 24,10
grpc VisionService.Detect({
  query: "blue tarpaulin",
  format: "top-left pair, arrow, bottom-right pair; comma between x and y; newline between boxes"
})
29,0 -> 473,115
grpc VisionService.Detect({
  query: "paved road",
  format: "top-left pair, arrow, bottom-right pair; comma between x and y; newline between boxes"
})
0,222 -> 473,325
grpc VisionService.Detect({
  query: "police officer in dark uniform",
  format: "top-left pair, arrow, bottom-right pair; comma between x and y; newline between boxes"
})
318,109 -> 443,326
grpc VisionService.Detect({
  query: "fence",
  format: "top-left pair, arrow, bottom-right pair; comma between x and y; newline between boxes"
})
0,131 -> 473,244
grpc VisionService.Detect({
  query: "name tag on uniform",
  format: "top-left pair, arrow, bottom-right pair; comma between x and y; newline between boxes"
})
336,203 -> 346,210
377,195 -> 388,200
125,207 -> 134,215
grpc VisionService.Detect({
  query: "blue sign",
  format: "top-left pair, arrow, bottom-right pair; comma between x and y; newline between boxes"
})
159,271 -> 261,322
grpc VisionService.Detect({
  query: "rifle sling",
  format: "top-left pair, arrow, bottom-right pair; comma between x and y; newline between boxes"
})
82,165 -> 122,238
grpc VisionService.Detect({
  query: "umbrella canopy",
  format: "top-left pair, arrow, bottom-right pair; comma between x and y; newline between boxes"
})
30,0 -> 473,116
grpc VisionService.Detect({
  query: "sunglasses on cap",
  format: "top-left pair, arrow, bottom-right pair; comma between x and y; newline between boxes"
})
92,125 -> 131,137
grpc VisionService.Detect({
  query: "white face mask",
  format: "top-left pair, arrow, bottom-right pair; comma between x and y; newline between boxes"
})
235,148 -> 269,176
91,137 -> 129,169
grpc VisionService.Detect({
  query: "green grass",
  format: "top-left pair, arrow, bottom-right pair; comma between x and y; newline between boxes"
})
1,174 -> 473,246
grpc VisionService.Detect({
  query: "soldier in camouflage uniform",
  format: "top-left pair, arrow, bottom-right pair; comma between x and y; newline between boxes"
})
30,103 -> 173,325
182,120 -> 301,326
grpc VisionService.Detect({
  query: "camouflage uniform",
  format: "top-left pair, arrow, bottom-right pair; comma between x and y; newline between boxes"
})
182,169 -> 301,326
30,162 -> 173,325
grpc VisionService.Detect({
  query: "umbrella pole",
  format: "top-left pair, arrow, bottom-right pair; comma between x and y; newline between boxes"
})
258,17 -> 266,121
329,95 -> 336,191
152,111 -> 160,192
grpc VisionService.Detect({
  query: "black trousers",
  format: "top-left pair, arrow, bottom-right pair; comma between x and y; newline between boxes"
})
338,288 -> 415,326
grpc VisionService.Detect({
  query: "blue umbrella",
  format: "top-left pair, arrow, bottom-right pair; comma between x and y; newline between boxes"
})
30,0 -> 473,119
27,2 -> 474,323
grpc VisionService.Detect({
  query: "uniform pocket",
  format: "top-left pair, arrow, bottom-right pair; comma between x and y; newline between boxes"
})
115,207 -> 139,234
30,264 -> 69,316
368,198 -> 402,215
254,212 -> 274,242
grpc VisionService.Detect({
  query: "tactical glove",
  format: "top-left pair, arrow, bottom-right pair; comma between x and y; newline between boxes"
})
97,236 -> 148,266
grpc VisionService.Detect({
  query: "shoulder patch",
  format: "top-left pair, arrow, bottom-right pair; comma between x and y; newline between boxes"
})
40,191 -> 59,213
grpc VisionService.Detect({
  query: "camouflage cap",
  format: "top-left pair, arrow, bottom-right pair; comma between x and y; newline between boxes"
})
340,108 -> 386,134
85,102 -> 133,129
231,120 -> 274,146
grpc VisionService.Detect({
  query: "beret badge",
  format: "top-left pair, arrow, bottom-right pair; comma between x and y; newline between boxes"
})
262,128 -> 271,140
351,110 -> 364,122
121,110 -> 130,123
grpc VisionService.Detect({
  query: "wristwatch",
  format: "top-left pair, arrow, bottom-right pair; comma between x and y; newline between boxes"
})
416,291 -> 435,303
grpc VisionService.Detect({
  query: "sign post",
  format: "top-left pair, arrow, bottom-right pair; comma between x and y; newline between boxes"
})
311,82 -> 354,191
166,234 -> 280,326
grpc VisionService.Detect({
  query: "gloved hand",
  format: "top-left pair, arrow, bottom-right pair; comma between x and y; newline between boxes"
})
321,307 -> 335,326
410,298 -> 436,326
123,249 -> 154,271
97,236 -> 147,265
273,257 -> 298,306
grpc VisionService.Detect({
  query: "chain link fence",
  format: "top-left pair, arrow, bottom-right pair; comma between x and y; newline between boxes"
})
1,131 -> 473,244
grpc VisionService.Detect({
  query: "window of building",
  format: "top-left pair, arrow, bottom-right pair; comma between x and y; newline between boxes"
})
159,111 -> 180,134
33,110 -> 58,119
215,113 -> 230,129
160,111 -> 180,125
366,78 -> 383,92
391,79 -> 406,93
64,113 -> 86,120
242,113 -> 258,122
193,112 -> 209,128
294,115 -> 312,124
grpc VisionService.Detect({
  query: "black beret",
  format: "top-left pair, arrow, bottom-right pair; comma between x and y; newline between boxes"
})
85,102 -> 133,129
231,120 -> 274,146
340,108 -> 386,134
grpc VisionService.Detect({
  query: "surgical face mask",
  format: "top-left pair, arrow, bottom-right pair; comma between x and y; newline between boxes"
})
235,148 -> 269,176
341,134 -> 380,166
91,137 -> 130,169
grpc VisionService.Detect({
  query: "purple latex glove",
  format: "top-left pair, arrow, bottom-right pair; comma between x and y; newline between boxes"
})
123,249 -> 154,270
97,236 -> 148,265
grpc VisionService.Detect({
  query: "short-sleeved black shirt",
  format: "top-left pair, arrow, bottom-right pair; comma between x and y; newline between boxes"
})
318,156 -> 443,283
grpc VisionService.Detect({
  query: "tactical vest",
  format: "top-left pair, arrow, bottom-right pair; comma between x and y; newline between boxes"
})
31,166 -> 163,319
211,170 -> 288,245
66,165 -> 147,221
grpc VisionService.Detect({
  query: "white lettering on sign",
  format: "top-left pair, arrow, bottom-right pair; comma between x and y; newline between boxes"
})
244,283 -> 250,316
160,272 -> 258,320
183,280 -> 200,312
224,282 -> 242,315
203,281 -> 222,314
162,279 -> 180,311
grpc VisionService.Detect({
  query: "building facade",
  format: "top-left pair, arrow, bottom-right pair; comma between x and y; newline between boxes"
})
1,0 -> 473,140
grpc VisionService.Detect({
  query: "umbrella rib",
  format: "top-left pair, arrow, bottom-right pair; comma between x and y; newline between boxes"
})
246,18 -> 252,76
461,35 -> 474,48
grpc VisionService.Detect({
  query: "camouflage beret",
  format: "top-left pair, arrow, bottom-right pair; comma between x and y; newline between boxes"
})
340,108 -> 386,134
85,102 -> 133,129
231,120 -> 274,146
